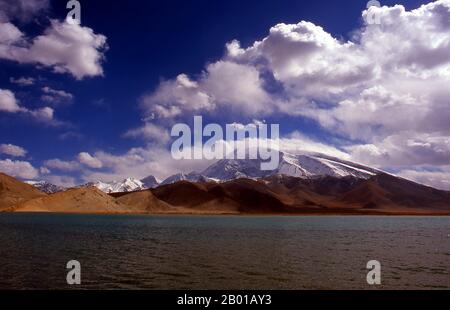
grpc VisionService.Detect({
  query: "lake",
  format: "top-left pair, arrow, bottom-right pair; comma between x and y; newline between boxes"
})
0,214 -> 449,289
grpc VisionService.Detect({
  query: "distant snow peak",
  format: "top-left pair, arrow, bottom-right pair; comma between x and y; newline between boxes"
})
161,172 -> 217,185
81,175 -> 163,193
25,180 -> 65,194
82,177 -> 145,194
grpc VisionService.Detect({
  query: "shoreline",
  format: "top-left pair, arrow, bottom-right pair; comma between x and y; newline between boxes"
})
3,210 -> 450,217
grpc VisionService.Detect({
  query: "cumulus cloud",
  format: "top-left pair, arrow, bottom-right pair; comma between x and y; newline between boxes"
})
77,152 -> 103,169
0,89 -> 23,112
141,61 -> 271,118
123,123 -> 171,144
0,19 -> 107,79
0,159 -> 39,179
0,143 -> 27,157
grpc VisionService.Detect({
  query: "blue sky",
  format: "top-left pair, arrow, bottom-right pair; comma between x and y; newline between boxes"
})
1,0 -> 449,189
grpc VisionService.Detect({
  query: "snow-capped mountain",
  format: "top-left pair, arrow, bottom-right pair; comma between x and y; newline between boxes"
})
81,177 -> 145,193
200,151 -> 380,181
25,181 -> 65,194
141,175 -> 160,188
79,151 -> 382,192
160,172 -> 217,185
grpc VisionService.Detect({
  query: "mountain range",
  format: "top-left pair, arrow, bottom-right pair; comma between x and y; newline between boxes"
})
27,152 -> 383,193
2,169 -> 450,215
1,150 -> 448,215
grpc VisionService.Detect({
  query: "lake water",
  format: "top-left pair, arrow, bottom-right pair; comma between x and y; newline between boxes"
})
0,214 -> 449,290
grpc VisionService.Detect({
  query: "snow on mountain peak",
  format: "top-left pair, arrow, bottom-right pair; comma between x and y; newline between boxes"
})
200,151 -> 378,181
25,180 -> 66,194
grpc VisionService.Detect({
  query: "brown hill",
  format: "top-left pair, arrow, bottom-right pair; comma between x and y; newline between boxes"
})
215,179 -> 297,213
263,174 -> 450,213
151,178 -> 301,214
150,181 -> 240,213
0,173 -> 47,211
116,190 -> 189,213
339,180 -> 394,209
13,187 -> 133,214
339,174 -> 450,211
151,181 -> 217,207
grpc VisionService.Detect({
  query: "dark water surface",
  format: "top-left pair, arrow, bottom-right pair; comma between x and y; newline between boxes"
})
0,214 -> 449,289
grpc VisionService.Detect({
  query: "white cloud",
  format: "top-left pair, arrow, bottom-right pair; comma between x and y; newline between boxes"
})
77,152 -> 103,169
0,88 -> 58,124
279,131 -> 350,159
44,158 -> 79,172
0,143 -> 27,157
0,19 -> 107,79
28,106 -> 55,122
0,159 -> 39,179
141,74 -> 213,118
141,61 -> 271,118
0,89 -> 23,112
348,132 -> 450,167
10,76 -> 35,86
123,123 -> 170,144
227,22 -> 372,102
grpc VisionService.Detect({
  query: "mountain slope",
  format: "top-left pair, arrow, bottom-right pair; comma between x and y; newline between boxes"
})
13,187 -> 133,213
152,179 -> 300,214
141,175 -> 160,188
116,189 -> 221,214
263,173 -> 450,212
152,181 -> 219,207
0,173 -> 47,211
116,190 -> 177,213
360,174 -> 450,210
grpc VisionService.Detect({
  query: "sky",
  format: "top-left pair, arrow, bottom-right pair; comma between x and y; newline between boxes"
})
0,0 -> 449,190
